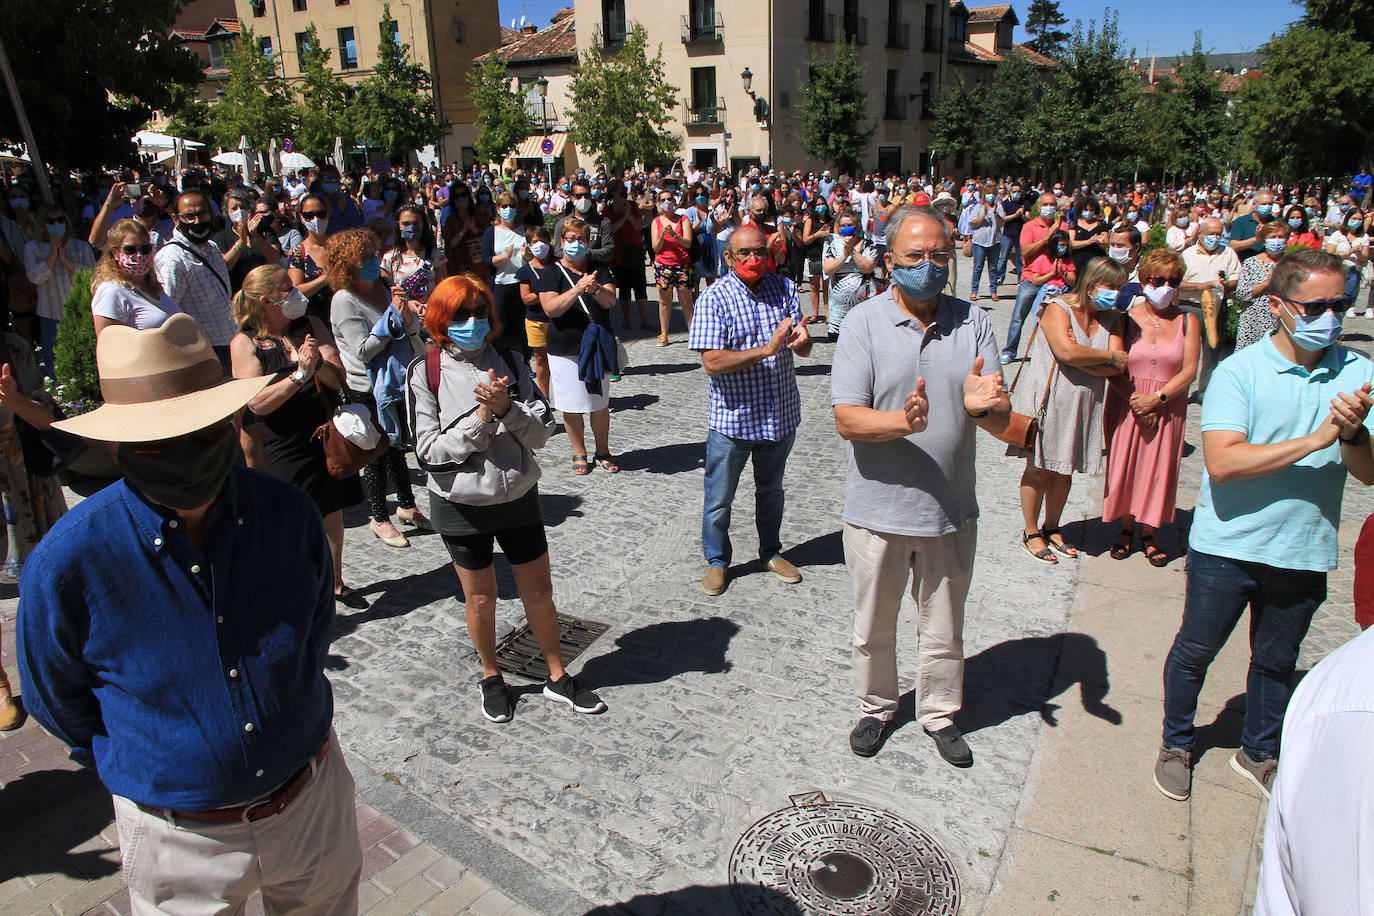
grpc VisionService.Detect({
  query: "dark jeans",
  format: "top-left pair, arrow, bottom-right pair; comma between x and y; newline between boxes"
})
702,429 -> 794,567
1161,550 -> 1326,761
1002,279 -> 1041,359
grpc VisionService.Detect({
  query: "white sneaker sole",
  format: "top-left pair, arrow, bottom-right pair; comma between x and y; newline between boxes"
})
542,686 -> 607,714
1229,751 -> 1272,799
480,690 -> 512,723
1152,770 -> 1190,801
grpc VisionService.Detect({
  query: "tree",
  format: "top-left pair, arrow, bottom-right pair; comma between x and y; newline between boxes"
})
1135,40 -> 1238,182
798,39 -> 874,174
928,79 -> 979,169
1303,0 -> 1374,44
1025,0 -> 1071,59
351,5 -> 445,162
293,25 -> 356,163
163,86 -> 215,148
971,48 -> 1040,173
566,24 -> 679,172
205,23 -> 295,151
467,55 -> 536,167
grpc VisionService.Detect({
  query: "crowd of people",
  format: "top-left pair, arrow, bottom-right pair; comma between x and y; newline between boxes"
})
0,153 -> 1371,914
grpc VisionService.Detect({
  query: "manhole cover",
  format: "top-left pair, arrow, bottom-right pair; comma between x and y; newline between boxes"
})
493,614 -> 608,680
729,799 -> 960,915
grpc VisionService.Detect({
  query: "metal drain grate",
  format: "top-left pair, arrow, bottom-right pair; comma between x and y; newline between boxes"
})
729,798 -> 961,915
493,614 -> 609,680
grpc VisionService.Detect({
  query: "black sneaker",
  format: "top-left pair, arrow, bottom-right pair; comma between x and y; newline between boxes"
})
543,673 -> 607,714
480,674 -> 513,723
925,724 -> 974,768
849,716 -> 887,757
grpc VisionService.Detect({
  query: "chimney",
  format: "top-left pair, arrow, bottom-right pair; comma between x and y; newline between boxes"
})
522,23 -> 537,34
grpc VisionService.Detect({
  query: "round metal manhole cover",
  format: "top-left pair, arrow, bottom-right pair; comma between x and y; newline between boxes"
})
729,801 -> 960,915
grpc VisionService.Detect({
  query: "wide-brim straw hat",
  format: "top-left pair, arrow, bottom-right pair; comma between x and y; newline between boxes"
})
53,313 -> 270,442
932,192 -> 958,213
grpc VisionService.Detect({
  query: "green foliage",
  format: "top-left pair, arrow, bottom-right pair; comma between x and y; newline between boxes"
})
206,23 -> 295,150
929,79 -> 979,165
162,86 -> 215,148
1303,0 -> 1374,44
797,39 -> 874,174
293,26 -> 356,162
351,5 -> 445,161
1135,42 -> 1238,182
1025,0 -> 1071,59
971,49 -> 1040,173
1145,223 -> 1168,250
0,0 -> 202,176
50,270 -> 99,414
468,55 -> 536,166
566,24 -> 680,172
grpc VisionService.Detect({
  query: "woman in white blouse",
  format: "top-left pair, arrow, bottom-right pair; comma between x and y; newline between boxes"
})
89,219 -> 181,335
23,205 -> 95,376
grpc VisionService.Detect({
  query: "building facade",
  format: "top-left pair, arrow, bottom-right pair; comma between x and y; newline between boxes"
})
231,0 -> 501,163
573,0 -> 950,175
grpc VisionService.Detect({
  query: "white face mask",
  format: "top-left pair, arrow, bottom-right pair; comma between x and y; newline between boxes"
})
228,208 -> 246,225
574,197 -> 593,214
279,289 -> 309,320
1108,246 -> 1131,263
529,240 -> 551,260
1144,284 -> 1178,310
303,216 -> 327,235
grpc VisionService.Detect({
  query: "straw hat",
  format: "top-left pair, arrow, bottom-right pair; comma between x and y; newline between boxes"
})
53,313 -> 270,442
932,191 -> 958,214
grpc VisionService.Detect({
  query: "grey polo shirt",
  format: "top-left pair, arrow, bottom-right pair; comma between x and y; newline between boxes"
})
831,289 -> 1001,537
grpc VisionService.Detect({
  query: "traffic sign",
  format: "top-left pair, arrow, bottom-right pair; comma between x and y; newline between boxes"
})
283,139 -> 293,152
542,154 -> 556,164
540,137 -> 555,155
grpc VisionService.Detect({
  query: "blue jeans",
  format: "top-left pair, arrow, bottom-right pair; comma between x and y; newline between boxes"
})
37,316 -> 58,379
1161,550 -> 1326,761
1002,280 -> 1042,359
969,243 -> 997,296
702,429 -> 795,567
995,233 -> 1021,287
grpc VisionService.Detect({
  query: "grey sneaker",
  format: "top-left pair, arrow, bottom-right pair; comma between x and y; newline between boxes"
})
1153,746 -> 1192,801
1230,748 -> 1277,799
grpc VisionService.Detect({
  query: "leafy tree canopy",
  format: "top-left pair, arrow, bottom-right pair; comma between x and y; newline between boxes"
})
205,22 -> 295,151
293,25 -> 355,163
971,48 -> 1041,173
351,5 -> 445,161
1135,41 -> 1238,183
566,24 -> 679,172
797,39 -> 874,174
467,54 -> 535,166
929,79 -> 979,165
1025,0 -> 1071,59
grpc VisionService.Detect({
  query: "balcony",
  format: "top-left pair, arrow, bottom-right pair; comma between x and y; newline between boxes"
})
923,27 -> 944,51
681,12 -> 723,43
919,94 -> 933,119
683,96 -> 726,127
886,21 -> 910,49
805,11 -> 834,41
842,16 -> 868,44
595,16 -> 628,48
883,95 -> 907,120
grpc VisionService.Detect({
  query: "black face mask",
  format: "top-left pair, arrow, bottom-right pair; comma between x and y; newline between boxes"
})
116,420 -> 239,510
180,218 -> 213,243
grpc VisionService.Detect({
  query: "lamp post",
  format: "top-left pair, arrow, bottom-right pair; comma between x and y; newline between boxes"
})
741,67 -> 770,172
536,75 -> 552,186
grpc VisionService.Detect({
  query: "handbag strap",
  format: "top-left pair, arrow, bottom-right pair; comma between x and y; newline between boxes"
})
166,240 -> 230,296
1006,312 -> 1059,418
312,361 -> 355,409
556,262 -> 597,320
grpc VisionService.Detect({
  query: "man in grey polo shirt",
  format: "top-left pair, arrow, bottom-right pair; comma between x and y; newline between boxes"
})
832,205 -> 1011,766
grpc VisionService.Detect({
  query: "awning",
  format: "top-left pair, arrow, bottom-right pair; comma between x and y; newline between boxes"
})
514,133 -> 566,159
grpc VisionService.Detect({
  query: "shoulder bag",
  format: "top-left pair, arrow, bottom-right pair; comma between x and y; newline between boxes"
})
992,321 -> 1059,450
310,363 -> 391,478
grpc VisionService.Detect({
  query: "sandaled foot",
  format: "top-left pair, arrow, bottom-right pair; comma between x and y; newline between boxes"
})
593,453 -> 620,473
572,454 -> 590,476
1141,534 -> 1169,567
1043,527 -> 1078,558
1021,530 -> 1058,564
334,585 -> 370,609
1110,527 -> 1134,560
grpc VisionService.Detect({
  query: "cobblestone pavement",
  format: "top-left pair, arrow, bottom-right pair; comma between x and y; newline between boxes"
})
1,255 -> 1370,915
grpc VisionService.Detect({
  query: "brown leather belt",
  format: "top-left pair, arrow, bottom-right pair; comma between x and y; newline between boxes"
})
139,740 -> 330,826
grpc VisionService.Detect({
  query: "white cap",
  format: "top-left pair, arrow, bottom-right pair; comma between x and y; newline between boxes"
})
823,170 -> 832,178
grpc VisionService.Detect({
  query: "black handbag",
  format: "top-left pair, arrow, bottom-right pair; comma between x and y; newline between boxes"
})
16,414 -> 87,477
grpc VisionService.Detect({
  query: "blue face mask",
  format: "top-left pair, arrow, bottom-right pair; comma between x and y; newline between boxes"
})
383,189 -> 398,202
1256,204 -> 1273,216
1201,234 -> 1222,252
447,317 -> 490,351
891,260 -> 947,301
815,205 -> 828,216
499,206 -> 516,223
695,195 -> 709,206
1265,238 -> 1287,254
561,184 -> 572,193
359,257 -> 382,282
46,220 -> 66,239
1126,211 -> 1138,222
1091,288 -> 1119,311
399,224 -> 419,240
1288,217 -> 1304,228
1349,218 -> 1364,230
984,194 -> 995,203
563,240 -> 587,260
839,225 -> 857,237
322,182 -> 340,195
1285,303 -> 1343,352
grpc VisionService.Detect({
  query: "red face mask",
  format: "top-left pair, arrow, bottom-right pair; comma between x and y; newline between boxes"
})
735,259 -> 767,283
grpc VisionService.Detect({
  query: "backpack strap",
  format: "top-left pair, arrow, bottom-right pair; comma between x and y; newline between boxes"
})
426,347 -> 441,393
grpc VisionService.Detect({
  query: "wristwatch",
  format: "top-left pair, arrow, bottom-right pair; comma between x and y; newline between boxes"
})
290,369 -> 309,386
1157,391 -> 1169,403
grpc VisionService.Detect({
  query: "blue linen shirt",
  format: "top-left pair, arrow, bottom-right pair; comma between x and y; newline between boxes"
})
689,271 -> 803,441
1190,335 -> 1374,572
17,467 -> 336,810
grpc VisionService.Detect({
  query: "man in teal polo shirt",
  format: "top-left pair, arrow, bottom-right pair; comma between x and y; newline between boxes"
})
1154,248 -> 1374,803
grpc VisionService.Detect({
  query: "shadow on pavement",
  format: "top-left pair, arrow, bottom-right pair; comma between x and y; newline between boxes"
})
788,529 -> 844,568
0,767 -> 119,882
584,883 -> 802,915
615,441 -> 705,474
610,393 -> 660,413
334,562 -> 480,641
575,617 -> 740,690
1059,508 -> 1194,562
620,362 -> 699,376
1193,692 -> 1246,765
794,363 -> 831,377
540,493 -> 584,527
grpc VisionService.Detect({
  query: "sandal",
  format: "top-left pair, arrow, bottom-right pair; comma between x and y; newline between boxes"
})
334,585 -> 370,609
1141,534 -> 1169,567
572,455 -> 591,476
1042,527 -> 1078,558
1110,527 -> 1134,560
593,453 -> 620,473
1021,530 -> 1058,565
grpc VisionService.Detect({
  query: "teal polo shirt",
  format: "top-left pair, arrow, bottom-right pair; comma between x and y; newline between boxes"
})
1191,335 -> 1374,571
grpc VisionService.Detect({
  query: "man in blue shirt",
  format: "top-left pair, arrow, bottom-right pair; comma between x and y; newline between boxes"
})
689,226 -> 813,596
1353,168 -> 1372,208
317,165 -> 363,234
17,314 -> 362,914
1154,248 -> 1374,804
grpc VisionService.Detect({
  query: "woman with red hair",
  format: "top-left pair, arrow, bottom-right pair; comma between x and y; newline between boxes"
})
406,275 -> 607,723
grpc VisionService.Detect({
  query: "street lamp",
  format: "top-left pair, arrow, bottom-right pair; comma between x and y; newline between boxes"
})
536,75 -> 552,185
740,67 -> 753,93
740,67 -> 770,170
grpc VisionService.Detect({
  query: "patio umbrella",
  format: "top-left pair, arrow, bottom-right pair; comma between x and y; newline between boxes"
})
210,151 -> 245,166
268,138 -> 280,177
238,135 -> 253,186
279,151 -> 315,171
333,136 -> 345,169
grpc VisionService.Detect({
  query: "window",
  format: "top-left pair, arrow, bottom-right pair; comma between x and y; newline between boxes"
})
878,146 -> 902,175
292,0 -> 306,11
602,0 -> 627,44
259,37 -> 274,59
207,40 -> 227,71
295,31 -> 312,72
883,69 -> 904,119
338,27 -> 358,69
690,67 -> 719,124
336,0 -> 349,5
381,19 -> 400,45
250,0 -> 265,17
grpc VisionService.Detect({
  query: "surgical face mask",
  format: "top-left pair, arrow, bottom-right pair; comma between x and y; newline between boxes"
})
1126,211 -> 1138,222
359,257 -> 382,282
399,223 -> 419,240
779,216 -> 793,225
1288,217 -> 1304,229
303,216 -> 327,235
9,198 -> 27,210
1108,246 -> 1131,263
322,181 -> 340,195
1201,234 -> 1222,252
891,260 -> 948,301
573,197 -> 592,214
499,206 -> 515,223
447,317 -> 490,351
1143,284 -> 1178,309
529,240 -> 550,260
1283,301 -> 1343,351
563,240 -> 587,260
984,194 -> 994,203
279,288 -> 309,320
815,205 -> 828,216
1175,216 -> 1190,228
1081,211 -> 1096,220
695,195 -> 708,206
1349,218 -> 1365,230
45,220 -> 67,239
228,207 -> 247,225
383,189 -> 399,202
1091,288 -> 1119,311
116,421 -> 239,511
478,193 -> 491,204
659,200 -> 676,214
838,225 -> 857,237
1256,203 -> 1273,217
1265,238 -> 1288,254
1010,192 -> 1022,201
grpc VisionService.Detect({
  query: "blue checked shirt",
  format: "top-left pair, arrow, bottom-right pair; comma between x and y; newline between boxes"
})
17,467 -> 336,810
689,271 -> 803,440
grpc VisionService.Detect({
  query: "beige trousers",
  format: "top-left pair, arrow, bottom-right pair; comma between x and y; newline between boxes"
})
846,521 -> 977,730
112,734 -> 361,916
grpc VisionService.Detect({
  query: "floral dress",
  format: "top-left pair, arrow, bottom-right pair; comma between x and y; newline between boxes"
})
0,333 -> 66,565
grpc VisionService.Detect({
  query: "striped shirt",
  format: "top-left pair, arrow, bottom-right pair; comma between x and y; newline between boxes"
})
153,230 -> 236,346
688,271 -> 803,441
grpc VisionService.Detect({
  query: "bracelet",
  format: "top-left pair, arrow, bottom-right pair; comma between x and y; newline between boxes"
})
1340,426 -> 1366,445
492,407 -> 508,420
966,407 -> 990,419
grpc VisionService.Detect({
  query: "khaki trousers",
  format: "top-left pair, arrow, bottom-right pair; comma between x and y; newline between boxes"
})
846,521 -> 977,730
112,734 -> 361,916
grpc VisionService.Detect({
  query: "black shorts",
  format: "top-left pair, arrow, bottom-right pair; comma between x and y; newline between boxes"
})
441,522 -> 548,570
614,253 -> 647,302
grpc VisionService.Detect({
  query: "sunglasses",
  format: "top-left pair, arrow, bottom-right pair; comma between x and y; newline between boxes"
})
1281,295 -> 1354,317
119,244 -> 154,255
1145,276 -> 1183,287
301,210 -> 329,218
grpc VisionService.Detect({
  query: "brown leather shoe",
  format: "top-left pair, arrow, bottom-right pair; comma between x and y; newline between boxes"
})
702,566 -> 726,596
767,556 -> 802,583
0,670 -> 26,732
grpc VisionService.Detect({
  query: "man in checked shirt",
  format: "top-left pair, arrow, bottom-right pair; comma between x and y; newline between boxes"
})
689,225 -> 813,597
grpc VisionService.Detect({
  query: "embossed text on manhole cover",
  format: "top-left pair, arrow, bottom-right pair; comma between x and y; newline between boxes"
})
729,800 -> 960,915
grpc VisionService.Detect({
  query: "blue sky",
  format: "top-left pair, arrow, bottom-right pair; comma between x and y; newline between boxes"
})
497,0 -> 1302,57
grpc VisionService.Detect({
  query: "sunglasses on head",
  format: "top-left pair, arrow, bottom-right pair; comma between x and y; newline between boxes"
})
1145,276 -> 1182,287
1281,295 -> 1354,317
119,244 -> 154,255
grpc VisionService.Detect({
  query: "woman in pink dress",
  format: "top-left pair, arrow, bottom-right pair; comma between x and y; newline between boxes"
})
1103,248 -> 1200,566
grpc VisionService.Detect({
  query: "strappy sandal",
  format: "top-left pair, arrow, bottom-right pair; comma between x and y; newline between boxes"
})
334,585 -> 370,609
1042,527 -> 1078,558
593,453 -> 620,473
1110,527 -> 1134,560
572,455 -> 590,476
1141,533 -> 1169,567
1022,530 -> 1058,564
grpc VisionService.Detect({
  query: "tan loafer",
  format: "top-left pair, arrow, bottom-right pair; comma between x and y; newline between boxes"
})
395,507 -> 432,531
0,671 -> 26,732
767,556 -> 802,584
370,520 -> 410,548
702,566 -> 726,596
